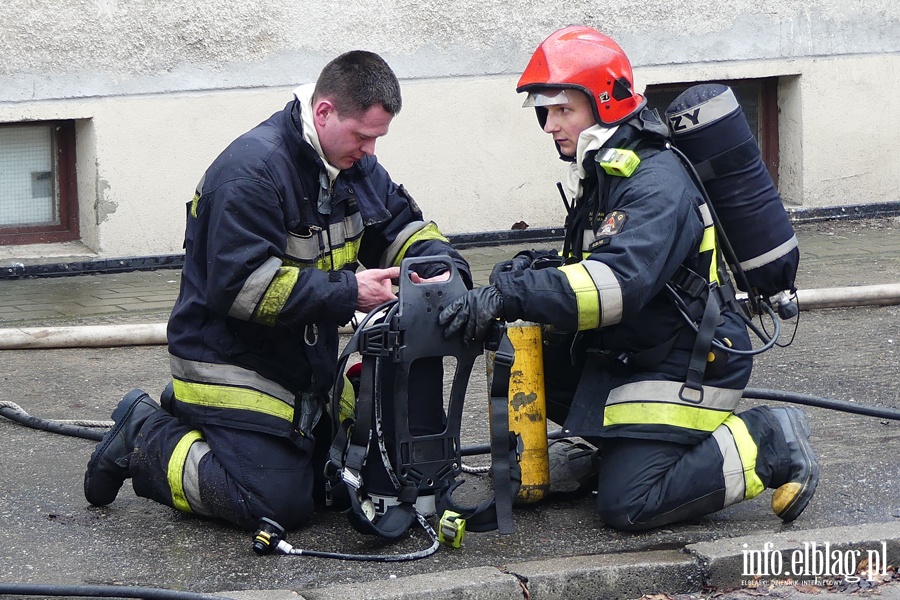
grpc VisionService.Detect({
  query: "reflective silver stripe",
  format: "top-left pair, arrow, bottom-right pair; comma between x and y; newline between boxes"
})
285,231 -> 320,264
169,355 -> 296,405
712,424 -> 745,507
605,380 -> 741,412
698,201 -> 714,227
381,220 -> 427,268
285,213 -> 364,264
739,234 -> 799,272
228,256 -> 282,320
182,439 -> 213,516
666,87 -> 739,133
581,260 -> 623,327
336,212 -> 364,243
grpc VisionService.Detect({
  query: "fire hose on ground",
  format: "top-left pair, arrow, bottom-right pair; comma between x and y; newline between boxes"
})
0,283 -> 898,351
2,282 -> 900,440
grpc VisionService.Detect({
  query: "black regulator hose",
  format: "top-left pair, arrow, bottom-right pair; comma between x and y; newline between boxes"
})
743,387 -> 900,420
0,402 -> 105,441
4,388 -> 900,449
0,583 -> 229,599
251,514 -> 440,562
458,388 -> 900,457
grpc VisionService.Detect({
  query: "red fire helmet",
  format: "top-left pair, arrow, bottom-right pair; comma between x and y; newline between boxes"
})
517,25 -> 646,126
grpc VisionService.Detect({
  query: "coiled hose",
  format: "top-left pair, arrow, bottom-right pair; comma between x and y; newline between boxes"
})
0,583 -> 230,599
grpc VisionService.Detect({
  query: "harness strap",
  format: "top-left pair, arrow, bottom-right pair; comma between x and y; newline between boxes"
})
488,331 -> 517,534
434,326 -> 522,533
338,326 -> 420,540
680,283 -> 721,404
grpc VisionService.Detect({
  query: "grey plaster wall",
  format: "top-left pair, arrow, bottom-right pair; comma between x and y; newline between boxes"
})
1,0 -> 898,102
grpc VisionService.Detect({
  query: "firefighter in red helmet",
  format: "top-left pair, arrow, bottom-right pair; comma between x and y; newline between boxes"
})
440,25 -> 819,530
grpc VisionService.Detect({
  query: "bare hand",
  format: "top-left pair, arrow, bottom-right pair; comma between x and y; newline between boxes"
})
356,267 -> 400,312
409,270 -> 451,284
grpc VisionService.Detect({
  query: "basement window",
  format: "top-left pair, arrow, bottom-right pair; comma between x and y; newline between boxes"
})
644,78 -> 780,186
0,121 -> 79,245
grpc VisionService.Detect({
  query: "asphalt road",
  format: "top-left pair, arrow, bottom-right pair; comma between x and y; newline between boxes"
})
1,217 -> 899,598
1,302 -> 899,596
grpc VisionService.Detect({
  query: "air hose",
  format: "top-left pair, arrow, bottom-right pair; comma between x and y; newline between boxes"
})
251,514 -> 440,562
457,388 -> 900,458
743,388 -> 900,420
3,388 -> 900,448
0,583 -> 229,599
0,400 -> 107,440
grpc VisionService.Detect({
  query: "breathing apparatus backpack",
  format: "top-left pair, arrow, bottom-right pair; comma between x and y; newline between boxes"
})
664,83 -> 800,317
647,83 -> 802,396
324,256 -> 522,545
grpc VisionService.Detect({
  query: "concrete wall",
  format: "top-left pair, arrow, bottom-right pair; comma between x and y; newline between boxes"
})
0,0 -> 898,259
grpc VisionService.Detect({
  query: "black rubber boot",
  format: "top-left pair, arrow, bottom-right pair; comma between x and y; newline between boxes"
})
770,406 -> 820,522
547,438 -> 600,496
84,389 -> 161,506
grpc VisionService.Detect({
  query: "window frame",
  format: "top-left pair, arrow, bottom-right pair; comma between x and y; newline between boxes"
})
0,120 -> 80,245
644,77 -> 780,187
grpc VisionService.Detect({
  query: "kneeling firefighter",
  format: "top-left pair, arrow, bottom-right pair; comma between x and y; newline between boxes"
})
440,25 -> 819,530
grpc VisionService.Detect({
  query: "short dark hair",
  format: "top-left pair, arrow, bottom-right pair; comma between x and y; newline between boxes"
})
313,50 -> 402,117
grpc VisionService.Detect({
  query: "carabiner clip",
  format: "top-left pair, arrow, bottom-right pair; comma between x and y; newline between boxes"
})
304,324 -> 318,346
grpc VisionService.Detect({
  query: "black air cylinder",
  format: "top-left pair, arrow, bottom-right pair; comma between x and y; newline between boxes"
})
666,84 -> 798,297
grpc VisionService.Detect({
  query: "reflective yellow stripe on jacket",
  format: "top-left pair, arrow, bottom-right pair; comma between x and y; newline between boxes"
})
697,201 -> 720,285
227,212 -> 364,327
381,221 -> 449,268
603,380 -> 741,433
228,256 -> 300,327
170,356 -> 296,424
285,212 -> 365,271
558,260 -> 623,330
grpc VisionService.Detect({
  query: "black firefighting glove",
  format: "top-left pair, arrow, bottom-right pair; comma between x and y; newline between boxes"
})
489,249 -> 561,284
439,285 -> 505,346
489,255 -> 533,285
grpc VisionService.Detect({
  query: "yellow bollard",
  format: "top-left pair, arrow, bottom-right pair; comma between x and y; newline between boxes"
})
494,320 -> 550,504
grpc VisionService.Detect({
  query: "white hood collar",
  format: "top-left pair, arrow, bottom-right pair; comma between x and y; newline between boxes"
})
564,124 -> 618,201
293,83 -> 341,184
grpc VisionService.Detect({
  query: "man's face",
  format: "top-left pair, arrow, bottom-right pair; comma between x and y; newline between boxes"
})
542,90 -> 597,157
313,100 -> 393,170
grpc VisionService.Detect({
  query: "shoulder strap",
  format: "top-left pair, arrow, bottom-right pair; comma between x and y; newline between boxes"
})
435,326 -> 522,533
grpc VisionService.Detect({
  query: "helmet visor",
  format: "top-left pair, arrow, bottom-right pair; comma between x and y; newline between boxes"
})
522,89 -> 570,108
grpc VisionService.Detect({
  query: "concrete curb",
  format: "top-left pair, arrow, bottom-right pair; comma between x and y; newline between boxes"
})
217,522 -> 900,600
686,520 -> 900,589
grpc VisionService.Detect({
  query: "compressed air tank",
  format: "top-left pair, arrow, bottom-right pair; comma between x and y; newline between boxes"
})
665,84 -> 799,298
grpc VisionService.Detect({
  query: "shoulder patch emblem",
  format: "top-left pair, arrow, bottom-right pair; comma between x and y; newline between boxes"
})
598,211 -> 627,236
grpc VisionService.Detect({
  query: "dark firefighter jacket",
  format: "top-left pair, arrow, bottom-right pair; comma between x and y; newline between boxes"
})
167,98 -> 471,441
493,109 -> 753,445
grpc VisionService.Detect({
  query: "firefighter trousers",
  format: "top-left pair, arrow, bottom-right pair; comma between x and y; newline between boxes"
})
592,406 -> 790,531
128,404 -> 331,531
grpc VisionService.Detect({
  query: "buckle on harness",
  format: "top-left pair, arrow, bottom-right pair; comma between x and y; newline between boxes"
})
360,316 -> 402,359
671,266 -> 708,299
679,381 -> 704,404
341,468 -> 362,490
486,325 -> 514,368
